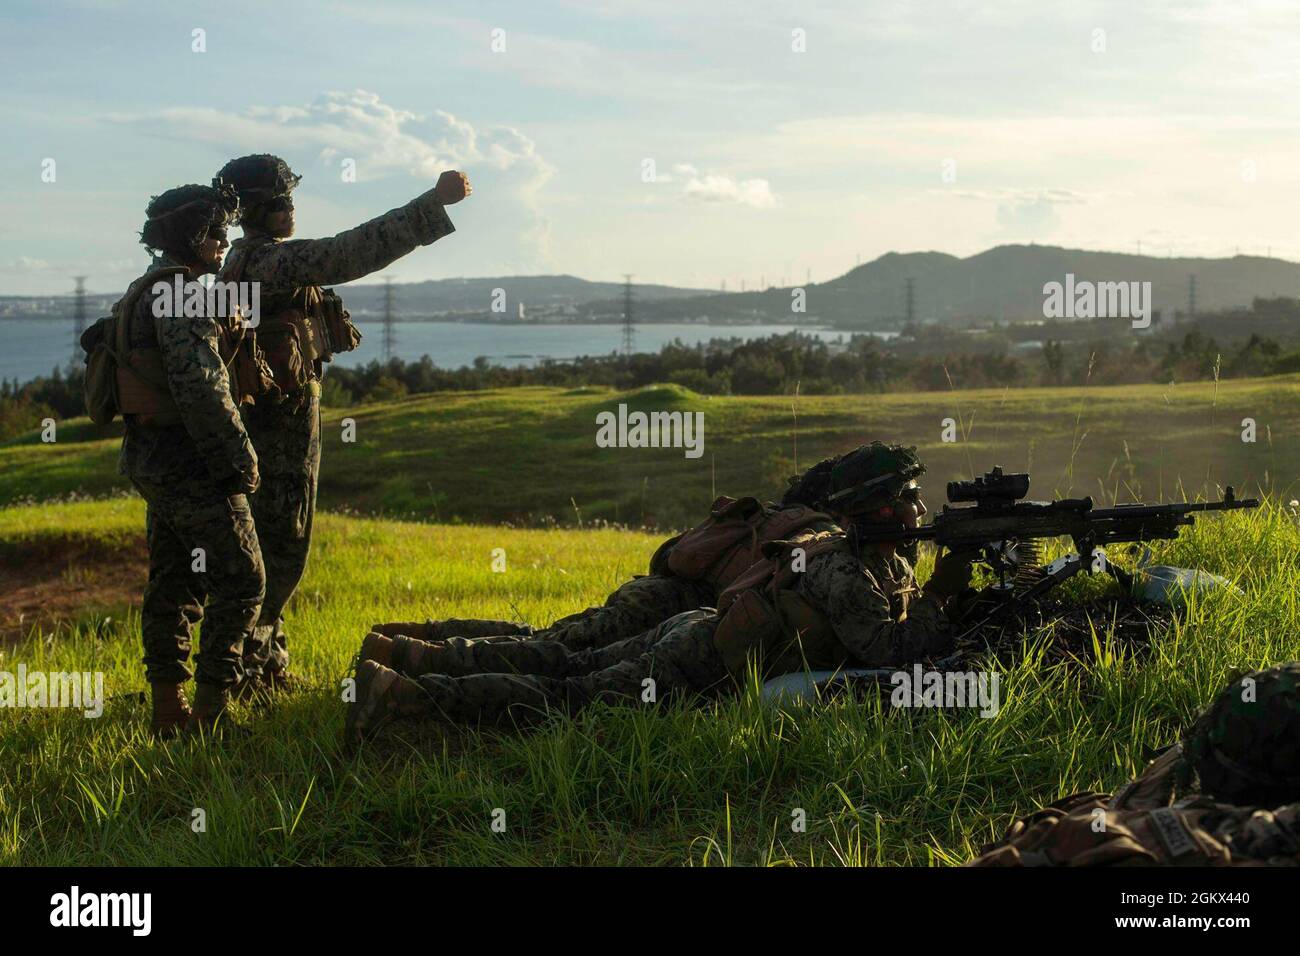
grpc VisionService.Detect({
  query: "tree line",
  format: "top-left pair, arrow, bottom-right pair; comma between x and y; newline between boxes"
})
4,327 -> 1299,441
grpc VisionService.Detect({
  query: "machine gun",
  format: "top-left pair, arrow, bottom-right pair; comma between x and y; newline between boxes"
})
854,466 -> 1260,648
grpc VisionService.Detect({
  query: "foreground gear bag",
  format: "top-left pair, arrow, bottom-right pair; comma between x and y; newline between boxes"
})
970,795 -> 1238,867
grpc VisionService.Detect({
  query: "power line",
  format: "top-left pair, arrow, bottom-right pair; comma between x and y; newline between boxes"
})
621,274 -> 635,355
382,277 -> 396,361
71,276 -> 87,367
904,276 -> 916,325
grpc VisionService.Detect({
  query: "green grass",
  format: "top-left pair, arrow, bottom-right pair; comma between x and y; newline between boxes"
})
1,496 -> 1297,866
3,376 -> 1298,527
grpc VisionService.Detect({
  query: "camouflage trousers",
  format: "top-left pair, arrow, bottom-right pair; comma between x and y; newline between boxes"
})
132,477 -> 265,687
537,573 -> 716,648
382,574 -> 716,651
404,608 -> 731,726
240,388 -> 321,678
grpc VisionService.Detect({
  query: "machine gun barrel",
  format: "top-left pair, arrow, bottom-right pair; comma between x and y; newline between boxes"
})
847,482 -> 1258,548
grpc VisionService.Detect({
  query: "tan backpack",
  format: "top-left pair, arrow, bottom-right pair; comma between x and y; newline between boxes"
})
81,266 -> 187,426
662,496 -> 834,589
82,266 -> 258,426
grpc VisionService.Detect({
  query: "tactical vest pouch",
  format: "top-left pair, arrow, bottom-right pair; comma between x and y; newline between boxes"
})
258,312 -> 313,395
230,333 -> 279,406
116,348 -> 181,426
716,553 -> 779,614
318,287 -> 361,357
712,588 -> 785,680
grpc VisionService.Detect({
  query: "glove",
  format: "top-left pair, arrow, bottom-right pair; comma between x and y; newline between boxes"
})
925,546 -> 978,600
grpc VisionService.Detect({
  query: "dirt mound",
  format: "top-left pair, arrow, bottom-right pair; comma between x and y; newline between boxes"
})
0,534 -> 147,642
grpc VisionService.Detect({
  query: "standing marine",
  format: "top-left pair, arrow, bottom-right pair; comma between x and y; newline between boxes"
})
103,182 -> 265,737
345,443 -> 977,741
213,154 -> 471,697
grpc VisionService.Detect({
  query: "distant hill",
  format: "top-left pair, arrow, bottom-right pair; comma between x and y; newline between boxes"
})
628,245 -> 1300,328
6,245 -> 1300,327
338,274 -> 708,319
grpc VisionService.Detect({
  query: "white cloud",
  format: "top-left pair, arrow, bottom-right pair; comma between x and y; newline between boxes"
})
0,257 -> 55,274
672,164 -> 776,209
105,90 -> 557,264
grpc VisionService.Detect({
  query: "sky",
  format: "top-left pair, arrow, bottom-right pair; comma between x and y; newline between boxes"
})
2,0 -> 1300,296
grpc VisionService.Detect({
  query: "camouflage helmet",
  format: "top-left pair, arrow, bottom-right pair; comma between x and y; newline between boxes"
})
139,181 -> 239,258
781,454 -> 840,508
214,154 -> 301,211
821,442 -> 926,516
1184,662 -> 1300,805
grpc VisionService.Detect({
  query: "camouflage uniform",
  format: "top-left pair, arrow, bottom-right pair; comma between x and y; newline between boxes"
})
793,546 -> 950,667
384,573 -> 717,651
968,785 -> 1300,867
384,534 -> 955,727
969,664 -> 1300,866
225,190 -> 456,680
376,490 -> 850,651
121,255 -> 265,688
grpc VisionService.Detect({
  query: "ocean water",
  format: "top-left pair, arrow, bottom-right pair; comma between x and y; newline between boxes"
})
3,319 -> 894,384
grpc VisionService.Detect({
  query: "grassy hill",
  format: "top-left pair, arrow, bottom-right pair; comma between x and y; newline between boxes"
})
2,376 -> 1297,530
2,378 -> 1299,865
1,496 -> 1297,865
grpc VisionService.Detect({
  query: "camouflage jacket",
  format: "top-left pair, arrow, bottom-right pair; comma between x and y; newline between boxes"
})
794,546 -> 952,668
225,187 -> 455,304
119,255 -> 258,493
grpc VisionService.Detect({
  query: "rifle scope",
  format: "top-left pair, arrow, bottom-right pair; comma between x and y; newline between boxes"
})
947,466 -> 1030,504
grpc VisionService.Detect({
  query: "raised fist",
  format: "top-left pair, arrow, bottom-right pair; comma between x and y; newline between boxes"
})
434,170 -> 472,205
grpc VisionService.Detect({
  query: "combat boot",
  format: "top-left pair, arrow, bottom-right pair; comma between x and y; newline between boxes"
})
184,682 -> 236,737
231,673 -> 266,704
262,669 -> 302,695
232,669 -> 302,706
344,660 -> 430,746
150,682 -> 191,740
357,631 -> 394,668
389,634 -> 453,677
